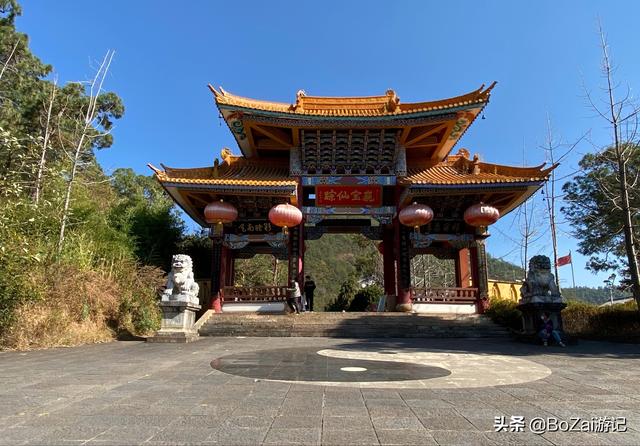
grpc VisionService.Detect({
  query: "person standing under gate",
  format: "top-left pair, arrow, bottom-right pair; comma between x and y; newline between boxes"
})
304,275 -> 316,312
287,280 -> 302,314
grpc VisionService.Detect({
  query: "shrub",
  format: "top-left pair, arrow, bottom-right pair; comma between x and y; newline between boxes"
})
486,298 -> 523,330
116,265 -> 164,336
325,279 -> 357,311
348,284 -> 384,312
562,300 -> 639,340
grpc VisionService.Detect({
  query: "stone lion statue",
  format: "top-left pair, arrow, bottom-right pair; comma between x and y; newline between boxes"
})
520,255 -> 562,304
162,254 -> 200,304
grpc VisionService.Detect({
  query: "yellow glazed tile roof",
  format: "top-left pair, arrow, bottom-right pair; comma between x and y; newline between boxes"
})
149,150 -> 296,187
210,83 -> 495,117
402,150 -> 554,186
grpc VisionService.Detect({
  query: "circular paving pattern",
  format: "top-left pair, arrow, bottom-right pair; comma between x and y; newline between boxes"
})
210,346 -> 553,389
211,347 -> 451,382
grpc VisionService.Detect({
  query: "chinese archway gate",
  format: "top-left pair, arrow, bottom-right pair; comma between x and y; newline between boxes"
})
150,84 -> 553,314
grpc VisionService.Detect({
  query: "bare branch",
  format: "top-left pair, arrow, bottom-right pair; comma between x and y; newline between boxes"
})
58,50 -> 115,255
0,40 -> 19,82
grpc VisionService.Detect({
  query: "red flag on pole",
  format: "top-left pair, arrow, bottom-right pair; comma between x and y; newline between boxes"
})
557,253 -> 572,267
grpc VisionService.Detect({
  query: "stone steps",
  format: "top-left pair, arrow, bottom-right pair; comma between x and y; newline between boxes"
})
198,313 -> 509,338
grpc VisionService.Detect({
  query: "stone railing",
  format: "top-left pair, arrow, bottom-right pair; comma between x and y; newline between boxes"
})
412,287 -> 478,304
222,286 -> 289,303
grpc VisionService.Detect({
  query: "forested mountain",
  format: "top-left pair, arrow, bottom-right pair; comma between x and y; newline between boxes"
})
227,234 -> 380,311
225,234 -> 627,309
0,2 -> 183,349
563,287 -> 630,305
487,255 -> 525,282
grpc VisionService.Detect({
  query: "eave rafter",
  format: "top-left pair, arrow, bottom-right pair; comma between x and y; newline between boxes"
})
402,123 -> 448,147
251,123 -> 294,148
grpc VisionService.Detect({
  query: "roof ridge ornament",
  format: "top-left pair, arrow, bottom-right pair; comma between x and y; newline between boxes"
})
207,84 -> 221,98
220,147 -> 233,163
472,154 -> 481,175
385,89 -> 399,112
213,158 -> 219,178
456,148 -> 470,159
294,89 -> 306,111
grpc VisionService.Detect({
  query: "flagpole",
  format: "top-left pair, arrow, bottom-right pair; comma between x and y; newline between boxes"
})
569,250 -> 576,289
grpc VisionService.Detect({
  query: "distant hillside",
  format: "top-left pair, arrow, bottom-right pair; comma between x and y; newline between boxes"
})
487,254 -> 525,282
305,234 -> 379,311
563,286 -> 630,305
198,232 -> 621,309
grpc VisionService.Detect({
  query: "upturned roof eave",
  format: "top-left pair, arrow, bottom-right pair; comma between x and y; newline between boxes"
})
215,101 -> 486,122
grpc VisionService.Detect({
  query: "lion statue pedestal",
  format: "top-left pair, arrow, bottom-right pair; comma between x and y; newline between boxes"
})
148,255 -> 201,343
517,255 -> 567,337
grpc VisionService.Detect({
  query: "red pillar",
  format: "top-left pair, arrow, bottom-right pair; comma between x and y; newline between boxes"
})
298,220 -> 305,286
469,241 -> 489,313
218,246 -> 231,312
470,246 -> 479,289
455,248 -> 471,288
210,238 -> 224,313
297,183 -> 305,287
394,220 -> 412,312
382,225 -> 396,311
228,253 -> 235,287
394,184 -> 412,312
223,247 -> 232,288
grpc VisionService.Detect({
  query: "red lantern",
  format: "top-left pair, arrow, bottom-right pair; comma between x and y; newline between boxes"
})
399,202 -> 434,233
464,203 -> 500,227
204,199 -> 238,231
268,203 -> 302,235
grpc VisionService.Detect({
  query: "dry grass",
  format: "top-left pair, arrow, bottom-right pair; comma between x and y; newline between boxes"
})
1,263 -> 163,351
5,304 -> 115,350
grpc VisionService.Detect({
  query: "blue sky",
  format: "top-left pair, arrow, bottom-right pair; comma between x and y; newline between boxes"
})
18,0 -> 640,288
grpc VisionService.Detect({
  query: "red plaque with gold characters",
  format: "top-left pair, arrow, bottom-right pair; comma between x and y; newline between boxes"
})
315,185 -> 382,207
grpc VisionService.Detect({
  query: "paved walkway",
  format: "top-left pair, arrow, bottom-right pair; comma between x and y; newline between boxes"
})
0,337 -> 639,445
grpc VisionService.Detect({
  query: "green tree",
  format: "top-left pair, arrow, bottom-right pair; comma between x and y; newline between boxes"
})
178,230 -> 213,280
487,254 -> 525,281
566,25 -> 640,311
0,1 -> 163,347
326,279 -> 357,312
562,147 -> 640,294
109,168 -> 184,270
348,284 -> 383,312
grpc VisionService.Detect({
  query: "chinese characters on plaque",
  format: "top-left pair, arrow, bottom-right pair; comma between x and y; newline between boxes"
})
315,185 -> 382,207
233,221 -> 274,234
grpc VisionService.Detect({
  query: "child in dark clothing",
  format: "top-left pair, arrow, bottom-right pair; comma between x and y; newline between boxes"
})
538,312 -> 566,347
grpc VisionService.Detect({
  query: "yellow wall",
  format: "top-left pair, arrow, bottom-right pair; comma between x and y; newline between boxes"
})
488,279 -> 521,302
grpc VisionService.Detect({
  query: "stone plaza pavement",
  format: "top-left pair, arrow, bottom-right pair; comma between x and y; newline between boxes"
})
0,337 -> 639,445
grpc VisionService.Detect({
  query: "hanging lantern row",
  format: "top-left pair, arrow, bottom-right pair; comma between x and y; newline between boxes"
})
398,202 -> 434,233
204,199 -> 238,232
463,203 -> 500,227
398,202 -> 500,232
268,203 -> 303,235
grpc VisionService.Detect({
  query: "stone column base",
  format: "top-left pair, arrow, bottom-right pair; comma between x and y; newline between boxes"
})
395,302 -> 413,312
517,301 -> 567,335
147,331 -> 200,343
147,301 -> 201,344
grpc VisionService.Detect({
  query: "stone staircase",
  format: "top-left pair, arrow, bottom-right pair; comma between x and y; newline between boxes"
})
198,312 -> 509,338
